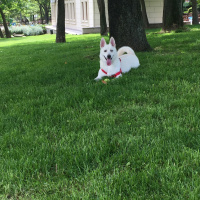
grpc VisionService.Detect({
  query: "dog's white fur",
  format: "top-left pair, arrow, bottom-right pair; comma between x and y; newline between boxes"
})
95,37 -> 140,80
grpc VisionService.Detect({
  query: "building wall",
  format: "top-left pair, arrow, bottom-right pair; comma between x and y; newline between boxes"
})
145,0 -> 163,23
64,0 -> 77,29
51,0 -> 94,31
51,0 -> 57,26
63,0 -> 92,31
51,0 -> 163,31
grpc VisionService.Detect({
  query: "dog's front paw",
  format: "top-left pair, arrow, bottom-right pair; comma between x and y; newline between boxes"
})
116,74 -> 122,78
94,77 -> 101,81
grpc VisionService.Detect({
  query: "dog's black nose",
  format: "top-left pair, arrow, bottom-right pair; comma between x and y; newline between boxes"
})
107,54 -> 111,59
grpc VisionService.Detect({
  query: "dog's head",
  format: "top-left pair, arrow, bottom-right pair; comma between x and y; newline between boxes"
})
100,37 -> 117,66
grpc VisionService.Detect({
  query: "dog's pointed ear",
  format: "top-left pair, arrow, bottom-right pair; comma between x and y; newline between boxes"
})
110,37 -> 116,47
100,38 -> 106,48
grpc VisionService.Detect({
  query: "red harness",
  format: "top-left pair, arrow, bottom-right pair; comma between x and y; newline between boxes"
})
101,68 -> 122,78
101,58 -> 122,78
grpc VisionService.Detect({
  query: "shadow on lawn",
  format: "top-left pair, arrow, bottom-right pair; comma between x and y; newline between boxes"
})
0,36 -> 27,42
1,29 -> 199,54
0,34 -> 101,57
0,34 -> 103,49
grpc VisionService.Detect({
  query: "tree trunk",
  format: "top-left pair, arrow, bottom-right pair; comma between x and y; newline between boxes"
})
108,0 -> 151,51
56,0 -> 66,43
97,0 -> 108,36
20,12 -> 22,24
44,6 -> 49,24
140,0 -> 149,28
0,28 -> 4,38
163,0 -> 183,31
43,5 -> 49,24
0,7 -> 11,38
39,4 -> 44,24
192,0 -> 199,25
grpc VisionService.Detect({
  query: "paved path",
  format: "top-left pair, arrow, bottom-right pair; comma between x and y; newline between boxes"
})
45,25 -> 82,35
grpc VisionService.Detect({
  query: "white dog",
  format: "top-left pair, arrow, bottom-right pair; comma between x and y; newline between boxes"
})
95,37 -> 140,80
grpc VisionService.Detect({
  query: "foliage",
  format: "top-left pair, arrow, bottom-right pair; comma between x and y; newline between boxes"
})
15,1 -> 40,21
188,6 -> 193,13
0,0 -> 44,23
9,25 -> 43,35
183,1 -> 192,8
32,0 -> 51,24
0,26 -> 200,199
184,3 -> 200,14
41,24 -> 47,33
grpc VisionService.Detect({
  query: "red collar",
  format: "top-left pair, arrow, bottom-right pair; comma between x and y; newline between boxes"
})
101,68 -> 122,78
101,58 -> 122,78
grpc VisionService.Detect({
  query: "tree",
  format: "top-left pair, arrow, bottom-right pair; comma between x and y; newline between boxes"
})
192,0 -> 199,24
0,7 -> 11,38
34,0 -> 51,24
56,0 -> 66,43
0,0 -> 31,38
163,0 -> 183,31
108,0 -> 151,51
0,0 -> 39,25
140,0 -> 149,28
97,0 -> 108,36
22,1 -> 40,23
39,4 -> 44,24
0,27 -> 4,38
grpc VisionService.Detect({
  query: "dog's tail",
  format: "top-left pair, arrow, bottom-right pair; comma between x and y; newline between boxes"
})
117,46 -> 136,57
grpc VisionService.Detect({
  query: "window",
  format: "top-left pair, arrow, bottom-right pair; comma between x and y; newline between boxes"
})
51,2 -> 57,25
65,0 -> 76,23
66,3 -> 69,20
81,0 -> 88,22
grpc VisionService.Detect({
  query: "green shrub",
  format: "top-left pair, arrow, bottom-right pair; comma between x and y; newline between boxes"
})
10,26 -> 23,34
9,25 -> 43,36
41,24 -> 47,34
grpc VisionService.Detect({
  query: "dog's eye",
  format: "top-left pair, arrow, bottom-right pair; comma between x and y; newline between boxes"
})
110,50 -> 113,52
104,50 -> 107,52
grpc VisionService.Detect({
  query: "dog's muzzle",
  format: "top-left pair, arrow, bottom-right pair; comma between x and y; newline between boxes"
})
104,54 -> 112,61
107,54 -> 111,59
104,54 -> 112,66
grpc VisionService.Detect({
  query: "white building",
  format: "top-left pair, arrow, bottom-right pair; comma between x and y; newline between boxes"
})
49,0 -> 164,34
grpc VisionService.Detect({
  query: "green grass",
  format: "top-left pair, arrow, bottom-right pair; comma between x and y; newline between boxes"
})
0,25 -> 200,199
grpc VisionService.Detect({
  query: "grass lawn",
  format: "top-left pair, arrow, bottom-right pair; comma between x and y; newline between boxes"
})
0,25 -> 200,199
